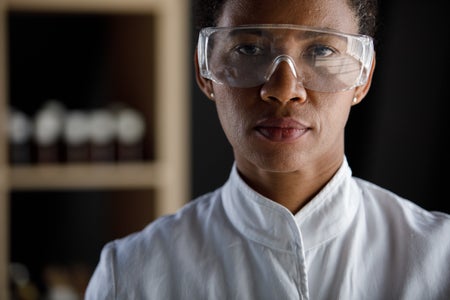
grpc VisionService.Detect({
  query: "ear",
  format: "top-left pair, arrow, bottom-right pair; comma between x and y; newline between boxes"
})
194,48 -> 215,101
352,55 -> 376,106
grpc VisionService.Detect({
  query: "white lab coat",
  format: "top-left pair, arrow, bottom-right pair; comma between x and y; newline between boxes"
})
85,158 -> 450,299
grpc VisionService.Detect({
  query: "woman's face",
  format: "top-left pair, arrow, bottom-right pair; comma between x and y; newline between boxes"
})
199,0 -> 372,174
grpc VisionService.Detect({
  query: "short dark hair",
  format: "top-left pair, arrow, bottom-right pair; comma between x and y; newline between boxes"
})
193,0 -> 378,37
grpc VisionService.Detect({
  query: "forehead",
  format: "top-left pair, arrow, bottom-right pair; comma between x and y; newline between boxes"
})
217,0 -> 359,35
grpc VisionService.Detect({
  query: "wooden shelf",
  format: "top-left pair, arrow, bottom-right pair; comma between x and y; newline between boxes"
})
9,162 -> 165,190
0,0 -> 190,300
7,0 -> 162,13
0,0 -> 190,297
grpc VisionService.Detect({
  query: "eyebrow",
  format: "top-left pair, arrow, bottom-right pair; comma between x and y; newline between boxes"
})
295,28 -> 348,40
226,27 -> 346,42
228,28 -> 272,38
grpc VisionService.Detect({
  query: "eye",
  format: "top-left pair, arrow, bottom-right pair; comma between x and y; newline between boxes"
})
305,44 -> 336,58
234,44 -> 265,56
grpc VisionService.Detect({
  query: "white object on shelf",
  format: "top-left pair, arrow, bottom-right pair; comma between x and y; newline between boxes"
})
89,109 -> 117,145
8,108 -> 32,145
116,108 -> 146,145
64,110 -> 90,146
34,100 -> 66,146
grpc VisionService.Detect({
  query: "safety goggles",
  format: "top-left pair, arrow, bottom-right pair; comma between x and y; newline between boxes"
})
197,25 -> 374,93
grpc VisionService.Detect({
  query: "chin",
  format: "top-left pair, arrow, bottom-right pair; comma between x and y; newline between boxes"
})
251,153 -> 307,174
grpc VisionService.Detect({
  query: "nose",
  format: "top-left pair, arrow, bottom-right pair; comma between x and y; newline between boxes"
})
260,55 -> 307,104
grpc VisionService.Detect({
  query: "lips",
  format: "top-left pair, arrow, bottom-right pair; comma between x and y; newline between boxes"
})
255,118 -> 309,142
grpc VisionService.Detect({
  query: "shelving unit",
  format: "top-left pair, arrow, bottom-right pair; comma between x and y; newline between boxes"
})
9,163 -> 165,190
0,0 -> 190,298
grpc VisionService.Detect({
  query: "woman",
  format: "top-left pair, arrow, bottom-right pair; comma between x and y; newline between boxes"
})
85,0 -> 450,299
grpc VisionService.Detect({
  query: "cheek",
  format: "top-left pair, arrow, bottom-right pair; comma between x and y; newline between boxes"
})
317,95 -> 353,135
214,88 -> 250,141
216,103 -> 240,142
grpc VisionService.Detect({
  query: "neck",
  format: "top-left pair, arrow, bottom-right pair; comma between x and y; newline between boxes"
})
236,157 -> 343,214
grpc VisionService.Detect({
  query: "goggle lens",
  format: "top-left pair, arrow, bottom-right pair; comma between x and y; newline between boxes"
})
198,25 -> 374,93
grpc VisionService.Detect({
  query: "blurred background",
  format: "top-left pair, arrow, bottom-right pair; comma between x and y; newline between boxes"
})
1,0 -> 448,299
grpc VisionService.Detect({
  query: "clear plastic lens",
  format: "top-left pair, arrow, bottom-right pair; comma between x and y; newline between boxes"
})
198,25 -> 374,93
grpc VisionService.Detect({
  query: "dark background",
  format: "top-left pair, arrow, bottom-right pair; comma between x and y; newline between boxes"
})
190,0 -> 450,214
7,0 -> 449,295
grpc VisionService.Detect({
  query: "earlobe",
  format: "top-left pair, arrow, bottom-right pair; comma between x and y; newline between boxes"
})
194,49 -> 215,101
353,55 -> 376,105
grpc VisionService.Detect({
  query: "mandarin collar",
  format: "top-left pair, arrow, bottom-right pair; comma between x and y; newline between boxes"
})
221,157 -> 361,252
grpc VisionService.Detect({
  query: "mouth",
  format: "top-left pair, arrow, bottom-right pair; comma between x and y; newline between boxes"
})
254,117 -> 310,142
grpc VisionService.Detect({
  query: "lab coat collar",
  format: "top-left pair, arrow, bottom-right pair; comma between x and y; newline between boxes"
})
222,157 -> 360,252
